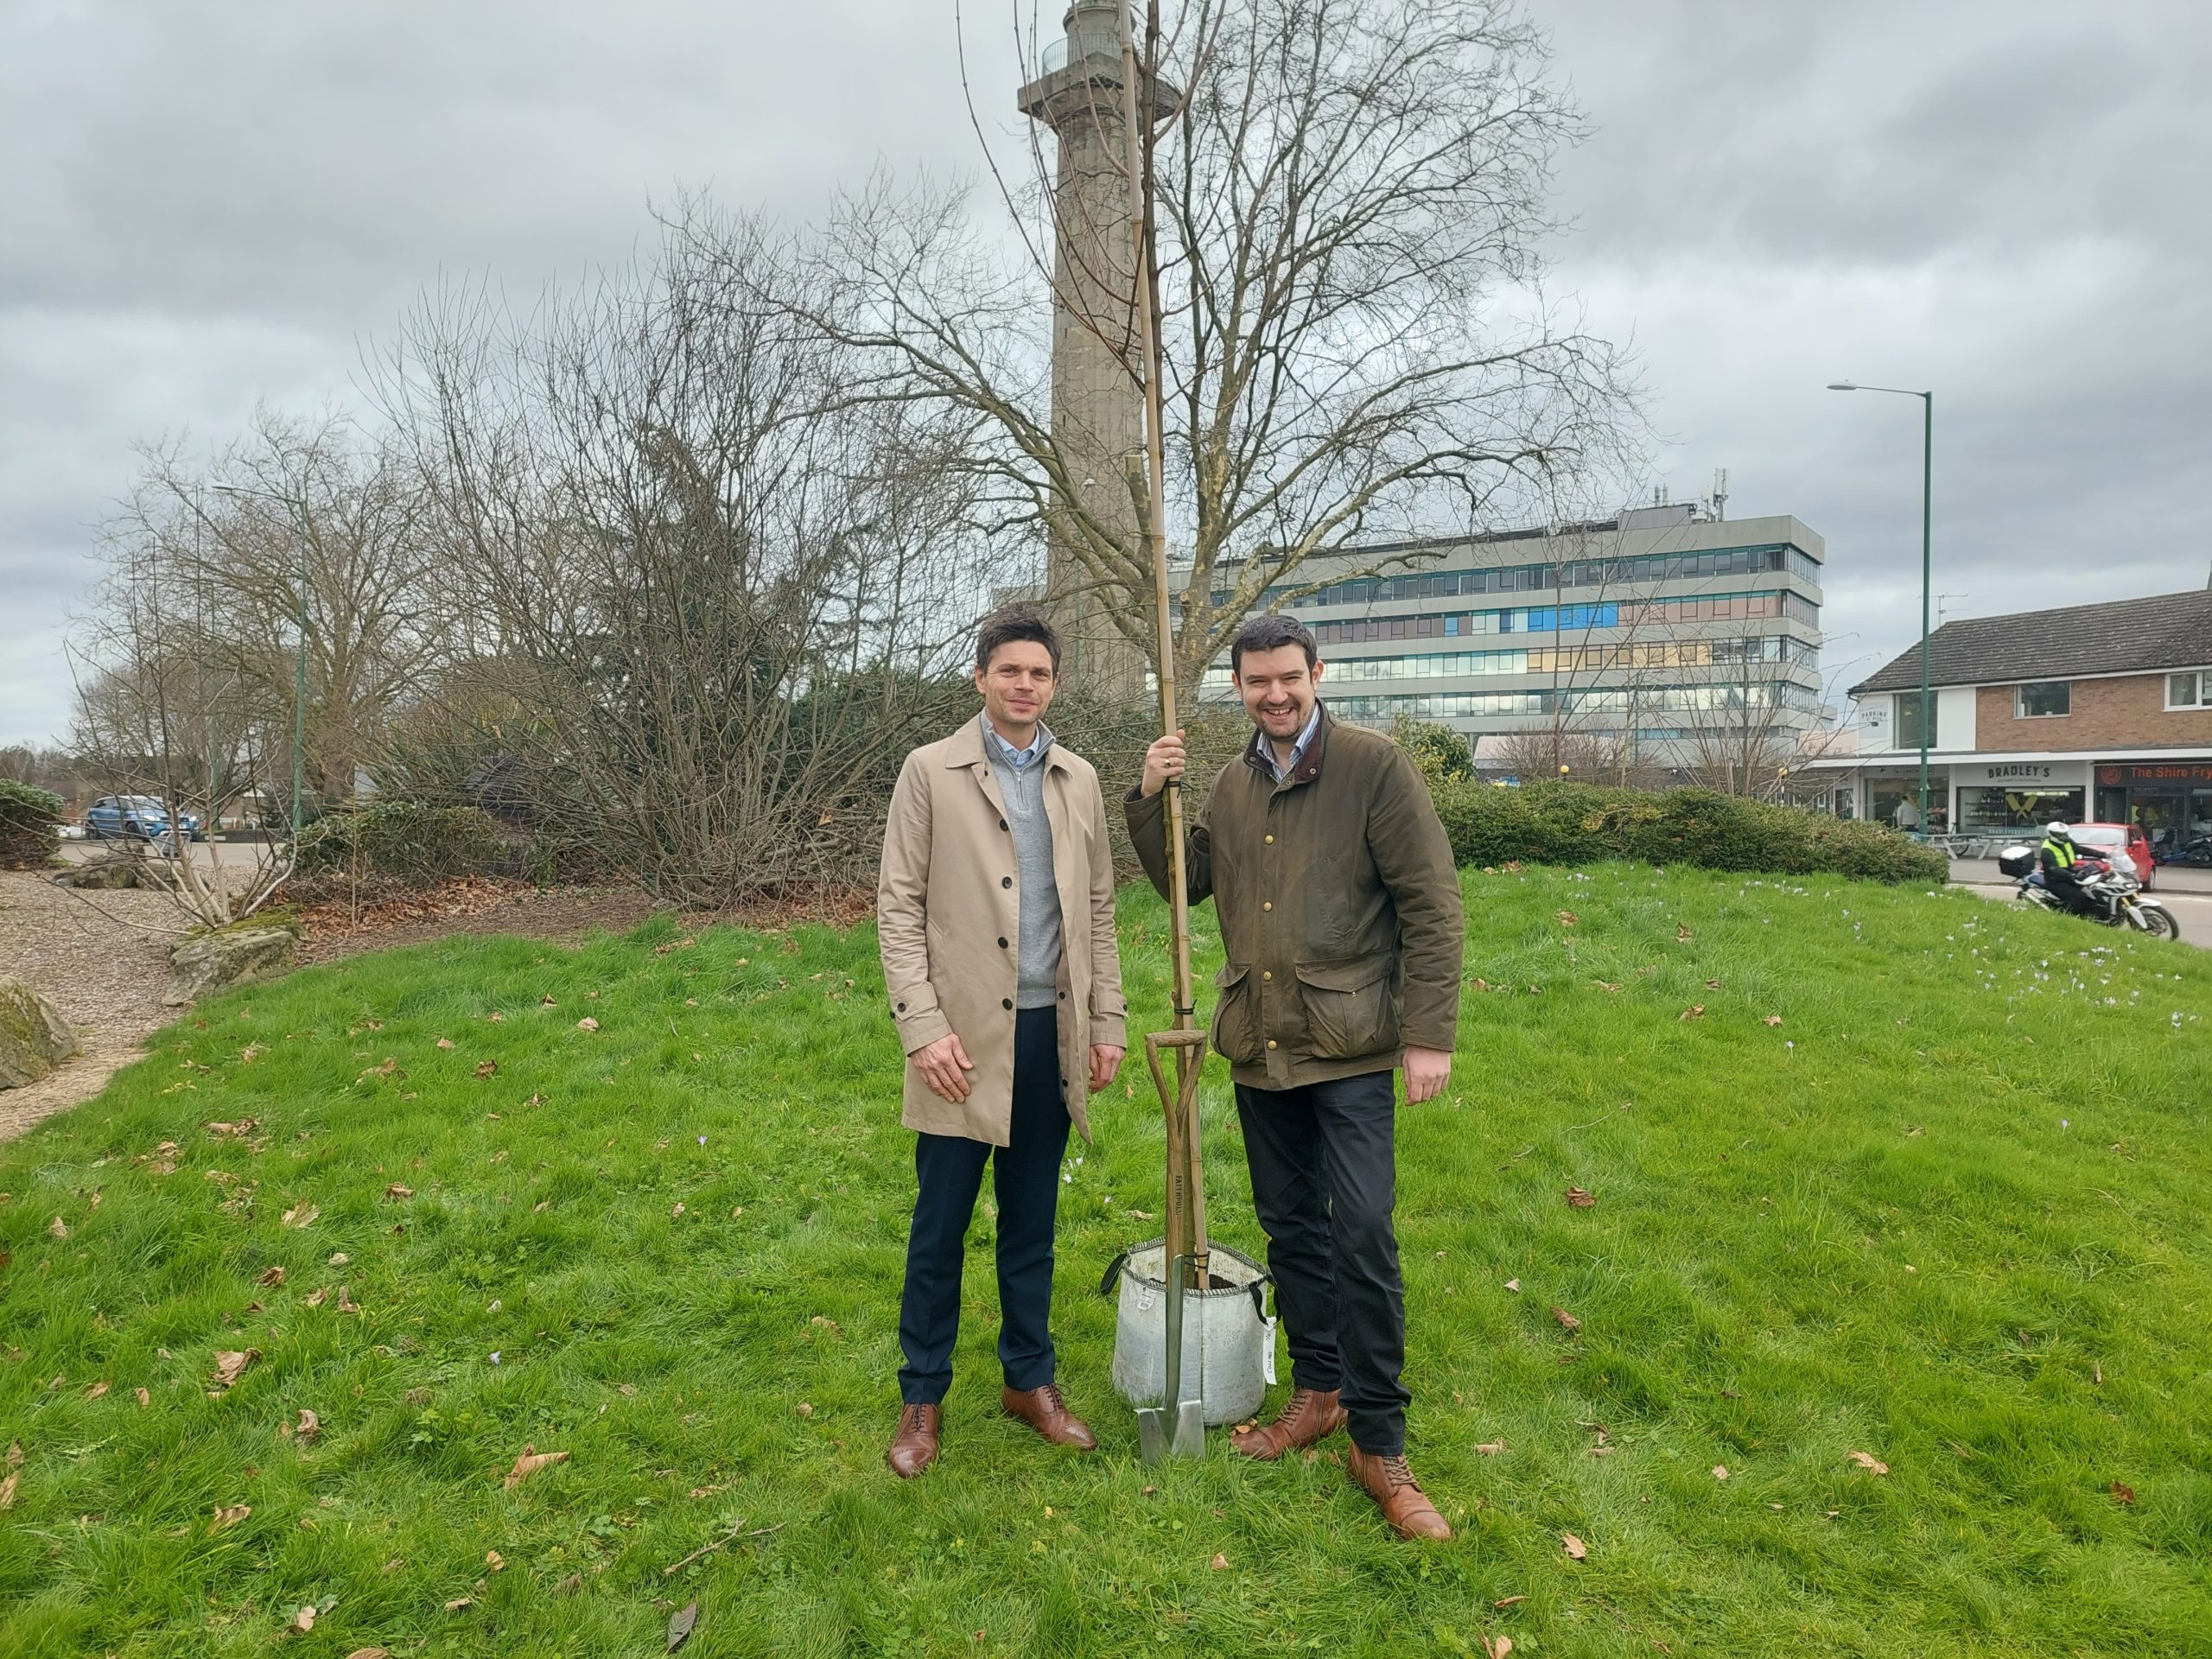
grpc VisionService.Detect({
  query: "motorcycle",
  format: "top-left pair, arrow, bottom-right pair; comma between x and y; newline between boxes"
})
1998,845 -> 2182,939
2177,834 -> 2212,869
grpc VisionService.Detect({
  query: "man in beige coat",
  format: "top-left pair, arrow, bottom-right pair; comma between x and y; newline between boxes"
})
877,605 -> 1126,1478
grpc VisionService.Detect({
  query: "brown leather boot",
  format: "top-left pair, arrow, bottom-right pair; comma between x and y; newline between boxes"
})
887,1402 -> 941,1479
1230,1387 -> 1347,1461
1348,1446 -> 1452,1541
1001,1383 -> 1098,1450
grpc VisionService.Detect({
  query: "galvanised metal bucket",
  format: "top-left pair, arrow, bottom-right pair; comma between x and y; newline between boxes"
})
1102,1237 -> 1274,1428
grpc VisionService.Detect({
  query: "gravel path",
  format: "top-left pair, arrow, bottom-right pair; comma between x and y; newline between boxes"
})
0,869 -> 183,1141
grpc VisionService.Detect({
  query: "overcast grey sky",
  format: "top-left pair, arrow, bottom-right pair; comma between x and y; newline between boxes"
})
4,0 -> 2208,745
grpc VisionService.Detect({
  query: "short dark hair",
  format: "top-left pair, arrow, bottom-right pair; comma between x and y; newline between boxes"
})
975,603 -> 1063,675
1230,613 -> 1318,675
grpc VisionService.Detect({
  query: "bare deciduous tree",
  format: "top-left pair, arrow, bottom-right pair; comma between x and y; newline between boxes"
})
782,0 -> 1635,713
374,213 -> 1007,905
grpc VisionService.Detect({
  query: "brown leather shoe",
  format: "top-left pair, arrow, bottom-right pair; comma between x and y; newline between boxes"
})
1001,1383 -> 1098,1450
1348,1446 -> 1452,1541
1230,1387 -> 1348,1460
887,1402 -> 941,1478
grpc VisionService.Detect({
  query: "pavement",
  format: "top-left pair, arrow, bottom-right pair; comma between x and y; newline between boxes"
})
1949,858 -> 2210,949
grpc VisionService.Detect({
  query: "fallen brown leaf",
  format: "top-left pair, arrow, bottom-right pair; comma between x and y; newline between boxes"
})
1565,1185 -> 1596,1209
474,1060 -> 498,1079
7,1441 -> 20,1468
211,1350 -> 259,1389
1713,1465 -> 1729,1481
576,1016 -> 600,1033
435,1037 -> 454,1050
0,1470 -> 16,1510
280,1205 -> 318,1230
1493,1596 -> 1526,1609
288,1605 -> 316,1633
134,1387 -> 150,1408
503,1445 -> 570,1489
2110,1480 -> 2137,1507
1556,911 -> 1577,926
1679,1004 -> 1706,1020
257,1266 -> 286,1287
296,1408 -> 321,1442
1676,924 -> 1694,942
1594,980 -> 1621,993
1704,977 -> 1722,989
1210,1553 -> 1228,1570
83,1380 -> 110,1400
1484,1638 -> 1514,1659
1474,1441 -> 1507,1456
1551,1306 -> 1581,1332
486,1548 -> 505,1571
335,1286 -> 359,1314
210,1503 -> 251,1533
444,1597 -> 472,1611
1847,1450 -> 1889,1475
1503,1278 -> 1521,1293
1763,1014 -> 1783,1027
384,1183 -> 413,1200
668,1599 -> 699,1650
48,1215 -> 67,1239
304,1287 -> 327,1307
1561,1531 -> 1588,1560
556,1573 -> 582,1593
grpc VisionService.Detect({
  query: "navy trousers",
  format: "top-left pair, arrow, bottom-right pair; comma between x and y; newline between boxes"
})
1234,1069 -> 1409,1455
897,1007 -> 1071,1405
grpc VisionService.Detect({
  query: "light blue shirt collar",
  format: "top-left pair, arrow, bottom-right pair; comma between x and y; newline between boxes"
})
1268,702 -> 1324,781
982,712 -> 1054,771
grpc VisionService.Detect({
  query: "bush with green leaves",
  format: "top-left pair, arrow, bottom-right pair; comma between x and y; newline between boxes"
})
293,799 -> 511,883
1428,778 -> 1948,884
0,777 -> 65,870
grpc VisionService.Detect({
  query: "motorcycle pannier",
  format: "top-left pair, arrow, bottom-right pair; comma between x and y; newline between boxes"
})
1997,845 -> 2036,878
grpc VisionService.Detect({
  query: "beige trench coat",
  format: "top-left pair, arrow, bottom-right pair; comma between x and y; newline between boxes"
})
878,719 -> 1127,1146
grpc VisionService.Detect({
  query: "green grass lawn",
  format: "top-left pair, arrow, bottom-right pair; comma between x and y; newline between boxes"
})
5,864 -> 2212,1657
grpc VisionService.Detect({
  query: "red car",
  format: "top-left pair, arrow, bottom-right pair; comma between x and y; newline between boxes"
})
2069,823 -> 2157,890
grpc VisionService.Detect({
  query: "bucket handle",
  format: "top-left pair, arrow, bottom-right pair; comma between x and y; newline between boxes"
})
1098,1245 -> 1274,1322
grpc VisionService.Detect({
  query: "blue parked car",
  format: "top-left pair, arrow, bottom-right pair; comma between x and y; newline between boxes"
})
85,795 -> 204,843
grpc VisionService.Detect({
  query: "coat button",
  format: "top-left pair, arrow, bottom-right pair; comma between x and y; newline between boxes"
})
1002,998 -> 1014,1010
1266,1039 -> 1278,1050
1058,990 -> 1066,1000
1265,834 -> 1274,844
998,936 -> 1009,949
897,1001 -> 906,1012
1262,900 -> 1273,912
1262,970 -> 1272,982
999,817 -> 1008,830
1002,876 -> 1014,888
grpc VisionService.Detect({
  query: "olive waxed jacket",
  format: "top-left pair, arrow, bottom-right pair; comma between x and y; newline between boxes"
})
1125,704 -> 1464,1090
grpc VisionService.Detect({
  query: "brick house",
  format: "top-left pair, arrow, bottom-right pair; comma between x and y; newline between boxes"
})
1808,586 -> 2212,854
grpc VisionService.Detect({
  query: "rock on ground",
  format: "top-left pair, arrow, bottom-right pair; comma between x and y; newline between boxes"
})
164,926 -> 298,1007
0,974 -> 79,1089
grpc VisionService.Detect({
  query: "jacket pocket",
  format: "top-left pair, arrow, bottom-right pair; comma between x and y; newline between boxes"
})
1294,955 -> 1399,1061
1210,963 -> 1262,1066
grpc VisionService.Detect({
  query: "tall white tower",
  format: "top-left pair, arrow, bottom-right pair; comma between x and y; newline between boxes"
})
1018,3 -> 1179,700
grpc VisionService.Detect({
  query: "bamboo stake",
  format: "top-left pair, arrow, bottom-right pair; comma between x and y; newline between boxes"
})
1116,0 -> 1207,1289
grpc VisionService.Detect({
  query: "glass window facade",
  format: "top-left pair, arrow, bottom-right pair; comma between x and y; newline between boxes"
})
1958,785 -> 2084,831
1894,690 -> 1938,750
1230,542 -> 1821,612
1305,589 -> 1818,646
2169,671 -> 2209,709
2015,682 -> 2070,718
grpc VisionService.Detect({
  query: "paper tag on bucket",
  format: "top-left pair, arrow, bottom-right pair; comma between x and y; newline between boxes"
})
1262,1316 -> 1278,1385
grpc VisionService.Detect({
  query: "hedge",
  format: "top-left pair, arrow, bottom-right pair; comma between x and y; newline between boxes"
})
1428,779 -> 1949,885
294,800 -> 511,883
0,779 -> 64,871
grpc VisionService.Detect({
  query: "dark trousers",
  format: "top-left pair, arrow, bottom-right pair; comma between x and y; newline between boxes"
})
1235,1069 -> 1408,1455
897,1007 -> 1071,1406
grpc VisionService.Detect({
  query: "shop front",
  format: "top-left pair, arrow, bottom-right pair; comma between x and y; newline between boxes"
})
1954,760 -> 2088,835
2094,760 -> 2212,861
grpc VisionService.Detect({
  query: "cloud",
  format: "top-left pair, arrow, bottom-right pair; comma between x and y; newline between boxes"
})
3,0 -> 2207,743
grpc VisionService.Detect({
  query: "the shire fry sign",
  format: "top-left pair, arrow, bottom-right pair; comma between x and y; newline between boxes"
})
2100,763 -> 2212,785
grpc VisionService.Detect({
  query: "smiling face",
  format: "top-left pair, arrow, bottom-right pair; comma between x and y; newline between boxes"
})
1233,643 -> 1324,742
974,639 -> 1058,741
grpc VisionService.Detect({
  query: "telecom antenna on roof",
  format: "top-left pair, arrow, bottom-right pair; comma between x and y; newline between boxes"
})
1711,467 -> 1728,522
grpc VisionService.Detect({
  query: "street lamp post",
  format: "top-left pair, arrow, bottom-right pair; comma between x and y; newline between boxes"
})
1827,382 -> 1934,835
212,483 -> 312,843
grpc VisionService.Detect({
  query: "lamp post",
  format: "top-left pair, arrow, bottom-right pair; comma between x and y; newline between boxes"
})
212,483 -> 312,843
1827,382 -> 1933,835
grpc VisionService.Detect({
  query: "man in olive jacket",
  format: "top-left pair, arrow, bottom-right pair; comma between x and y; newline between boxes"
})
878,606 -> 1127,1479
1128,613 -> 1464,1540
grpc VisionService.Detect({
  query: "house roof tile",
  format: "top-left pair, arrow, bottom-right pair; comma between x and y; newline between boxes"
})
1850,588 -> 2212,696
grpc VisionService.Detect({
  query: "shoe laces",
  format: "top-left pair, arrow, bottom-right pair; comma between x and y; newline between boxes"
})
898,1403 -> 931,1434
1373,1452 -> 1417,1488
1033,1383 -> 1068,1414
